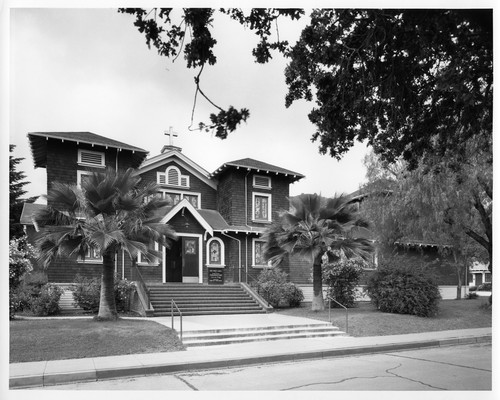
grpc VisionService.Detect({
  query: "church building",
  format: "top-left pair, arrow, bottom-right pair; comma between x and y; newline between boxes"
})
20,131 -> 305,289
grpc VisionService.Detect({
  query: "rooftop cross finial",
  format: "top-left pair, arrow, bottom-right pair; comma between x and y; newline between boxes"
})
164,126 -> 178,146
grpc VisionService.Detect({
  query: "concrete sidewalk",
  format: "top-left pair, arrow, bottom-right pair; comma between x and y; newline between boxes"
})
10,326 -> 492,389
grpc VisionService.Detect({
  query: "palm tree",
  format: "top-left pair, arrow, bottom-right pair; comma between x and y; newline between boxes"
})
263,194 -> 373,311
35,168 -> 177,320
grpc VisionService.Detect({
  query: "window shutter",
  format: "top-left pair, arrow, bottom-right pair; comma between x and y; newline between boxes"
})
180,176 -> 188,187
158,173 -> 166,185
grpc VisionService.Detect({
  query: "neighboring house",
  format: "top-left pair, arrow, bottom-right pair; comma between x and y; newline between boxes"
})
20,131 -> 305,286
469,261 -> 491,287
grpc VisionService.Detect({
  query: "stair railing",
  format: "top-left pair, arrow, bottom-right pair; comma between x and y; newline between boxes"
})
241,269 -> 270,307
131,263 -> 151,310
327,295 -> 348,335
171,299 -> 183,341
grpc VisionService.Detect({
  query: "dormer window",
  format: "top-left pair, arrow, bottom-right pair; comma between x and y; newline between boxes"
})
78,149 -> 105,168
253,175 -> 272,189
157,166 -> 190,188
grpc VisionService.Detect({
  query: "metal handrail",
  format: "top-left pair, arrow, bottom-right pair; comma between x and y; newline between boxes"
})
171,299 -> 183,341
131,263 -> 151,309
240,269 -> 270,307
328,296 -> 349,335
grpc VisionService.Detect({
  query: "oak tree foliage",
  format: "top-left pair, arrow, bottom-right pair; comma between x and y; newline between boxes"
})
285,9 -> 492,166
120,8 -> 492,168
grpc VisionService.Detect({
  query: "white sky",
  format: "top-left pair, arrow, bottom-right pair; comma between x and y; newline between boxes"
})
4,0 -> 495,203
8,6 -> 372,199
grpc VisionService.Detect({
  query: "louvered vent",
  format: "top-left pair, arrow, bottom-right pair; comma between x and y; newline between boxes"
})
78,150 -> 105,167
167,168 -> 179,186
254,175 -> 271,188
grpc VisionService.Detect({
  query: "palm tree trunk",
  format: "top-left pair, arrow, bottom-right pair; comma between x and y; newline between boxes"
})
312,255 -> 325,311
96,252 -> 118,321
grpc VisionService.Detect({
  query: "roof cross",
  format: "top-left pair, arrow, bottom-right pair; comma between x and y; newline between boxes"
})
164,126 -> 178,146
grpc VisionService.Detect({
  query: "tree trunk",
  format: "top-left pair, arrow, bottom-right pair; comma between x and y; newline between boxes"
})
96,252 -> 118,321
453,250 -> 462,300
311,256 -> 325,311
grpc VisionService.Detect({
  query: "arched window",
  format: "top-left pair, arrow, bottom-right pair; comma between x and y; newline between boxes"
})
206,237 -> 225,267
157,166 -> 190,188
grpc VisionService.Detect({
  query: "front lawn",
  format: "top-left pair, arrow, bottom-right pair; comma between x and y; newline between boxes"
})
10,318 -> 185,363
276,299 -> 492,337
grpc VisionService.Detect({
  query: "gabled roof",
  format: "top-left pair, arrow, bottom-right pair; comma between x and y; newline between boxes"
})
139,148 -> 217,190
211,158 -> 305,182
28,131 -> 148,169
20,202 -> 47,230
160,199 -> 214,237
159,201 -> 264,237
347,187 -> 393,203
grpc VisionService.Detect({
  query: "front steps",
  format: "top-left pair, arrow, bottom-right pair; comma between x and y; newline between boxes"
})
57,287 -> 85,315
148,284 -> 267,316
182,323 -> 346,347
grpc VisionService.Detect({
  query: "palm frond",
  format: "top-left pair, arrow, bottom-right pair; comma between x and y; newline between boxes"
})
46,183 -> 81,214
36,168 -> 179,267
262,193 -> 374,266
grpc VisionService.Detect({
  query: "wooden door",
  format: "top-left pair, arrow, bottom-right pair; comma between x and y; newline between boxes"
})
182,237 -> 199,282
166,240 -> 182,282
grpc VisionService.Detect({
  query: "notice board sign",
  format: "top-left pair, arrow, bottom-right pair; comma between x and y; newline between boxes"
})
208,268 -> 224,285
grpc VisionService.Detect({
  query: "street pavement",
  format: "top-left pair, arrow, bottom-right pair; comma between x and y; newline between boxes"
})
36,342 -> 492,390
9,317 -> 492,390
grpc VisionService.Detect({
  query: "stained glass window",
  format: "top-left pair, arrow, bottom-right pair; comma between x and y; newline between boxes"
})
210,241 -> 221,264
184,194 -> 199,208
254,195 -> 268,220
254,241 -> 265,265
164,192 -> 181,206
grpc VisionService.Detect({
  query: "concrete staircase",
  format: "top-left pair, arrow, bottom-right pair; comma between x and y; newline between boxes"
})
57,287 -> 85,315
148,284 -> 267,316
182,323 -> 346,347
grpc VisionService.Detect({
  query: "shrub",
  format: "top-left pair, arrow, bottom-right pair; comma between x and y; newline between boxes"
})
465,292 -> 479,300
72,275 -> 101,312
365,263 -> 441,317
9,292 -> 19,319
468,286 -> 477,292
9,237 -> 37,290
283,282 -> 304,307
14,271 -> 50,312
477,283 -> 492,291
256,268 -> 303,308
29,284 -> 63,316
72,274 -> 135,313
323,256 -> 365,308
115,279 -> 135,312
13,271 -> 63,316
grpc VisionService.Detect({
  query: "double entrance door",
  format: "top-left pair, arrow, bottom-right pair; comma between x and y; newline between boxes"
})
165,236 -> 200,283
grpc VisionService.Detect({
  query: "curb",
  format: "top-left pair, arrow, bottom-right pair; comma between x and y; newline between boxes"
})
9,333 -> 491,389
